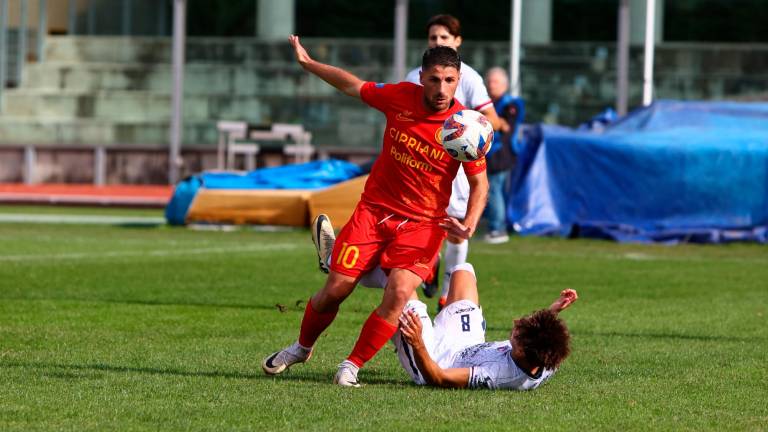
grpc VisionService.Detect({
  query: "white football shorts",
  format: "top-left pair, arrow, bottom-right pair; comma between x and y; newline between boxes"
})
393,299 -> 486,385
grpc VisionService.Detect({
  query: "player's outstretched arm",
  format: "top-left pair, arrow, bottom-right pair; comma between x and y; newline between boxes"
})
548,288 -> 579,314
479,105 -> 506,132
463,171 -> 489,238
288,35 -> 364,98
399,310 -> 470,388
438,172 -> 488,240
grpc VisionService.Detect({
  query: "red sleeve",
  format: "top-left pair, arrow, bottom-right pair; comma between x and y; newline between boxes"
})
462,157 -> 487,176
473,100 -> 494,112
360,81 -> 400,113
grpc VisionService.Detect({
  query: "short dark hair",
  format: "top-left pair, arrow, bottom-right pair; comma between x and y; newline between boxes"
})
421,46 -> 461,72
426,14 -> 462,37
514,309 -> 571,369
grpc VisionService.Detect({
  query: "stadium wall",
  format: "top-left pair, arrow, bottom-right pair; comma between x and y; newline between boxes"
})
1,36 -> 766,184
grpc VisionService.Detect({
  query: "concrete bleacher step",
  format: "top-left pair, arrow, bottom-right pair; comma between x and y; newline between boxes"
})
46,36 -> 629,69
0,117 -> 217,145
21,61 -> 353,95
0,89 -> 374,147
43,36 -> 351,66
2,90 -> 271,121
23,36 -> 761,151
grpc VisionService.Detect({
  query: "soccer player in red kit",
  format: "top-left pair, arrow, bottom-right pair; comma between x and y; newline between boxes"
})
262,35 -> 489,387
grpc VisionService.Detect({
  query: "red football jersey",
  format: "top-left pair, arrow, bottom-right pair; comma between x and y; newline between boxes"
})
359,81 -> 487,220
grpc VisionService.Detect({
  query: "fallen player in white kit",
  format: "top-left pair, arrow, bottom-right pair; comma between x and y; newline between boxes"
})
394,263 -> 578,390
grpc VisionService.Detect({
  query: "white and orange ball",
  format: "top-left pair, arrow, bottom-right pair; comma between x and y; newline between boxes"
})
441,110 -> 494,162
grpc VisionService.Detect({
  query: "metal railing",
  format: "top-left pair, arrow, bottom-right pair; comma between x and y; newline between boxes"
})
67,0 -> 168,37
0,0 -> 47,112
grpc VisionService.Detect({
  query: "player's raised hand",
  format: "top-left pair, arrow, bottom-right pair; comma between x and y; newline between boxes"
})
288,35 -> 312,67
399,309 -> 425,348
439,217 -> 474,240
549,288 -> 578,313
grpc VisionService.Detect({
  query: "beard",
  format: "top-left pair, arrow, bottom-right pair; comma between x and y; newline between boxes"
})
423,94 -> 452,112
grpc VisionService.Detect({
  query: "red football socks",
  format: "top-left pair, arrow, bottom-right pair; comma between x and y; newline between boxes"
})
298,299 -> 339,348
347,311 -> 398,368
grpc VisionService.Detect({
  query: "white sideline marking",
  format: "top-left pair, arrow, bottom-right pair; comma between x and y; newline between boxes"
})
622,252 -> 656,261
0,244 -> 297,262
0,194 -> 168,206
0,214 -> 166,225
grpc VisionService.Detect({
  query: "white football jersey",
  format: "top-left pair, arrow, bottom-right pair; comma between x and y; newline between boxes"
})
450,341 -> 556,390
405,62 -> 493,112
446,165 -> 469,218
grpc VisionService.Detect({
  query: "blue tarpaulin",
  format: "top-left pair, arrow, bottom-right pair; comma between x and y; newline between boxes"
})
165,159 -> 362,225
509,100 -> 768,244
199,159 -> 362,190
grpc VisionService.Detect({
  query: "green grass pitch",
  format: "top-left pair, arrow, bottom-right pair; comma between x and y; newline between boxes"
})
0,216 -> 766,430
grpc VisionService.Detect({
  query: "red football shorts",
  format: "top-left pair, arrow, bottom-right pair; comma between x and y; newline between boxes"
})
330,202 -> 446,282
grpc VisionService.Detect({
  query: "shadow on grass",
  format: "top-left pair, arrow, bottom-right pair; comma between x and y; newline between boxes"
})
2,296 -> 381,318
273,371 -> 407,387
0,360 -> 408,386
104,298 -> 286,311
1,360 -> 264,380
0,295 -> 307,312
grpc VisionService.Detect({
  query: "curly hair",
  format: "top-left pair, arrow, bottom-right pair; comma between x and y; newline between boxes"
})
421,45 -> 461,72
514,309 -> 571,369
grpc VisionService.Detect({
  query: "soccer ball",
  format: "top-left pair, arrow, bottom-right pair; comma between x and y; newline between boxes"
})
441,110 -> 494,162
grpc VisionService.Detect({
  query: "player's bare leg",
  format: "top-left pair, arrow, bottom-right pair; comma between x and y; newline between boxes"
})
263,271 -> 357,375
311,271 -> 358,311
336,268 -> 422,387
444,262 -> 479,307
378,268 -> 425,323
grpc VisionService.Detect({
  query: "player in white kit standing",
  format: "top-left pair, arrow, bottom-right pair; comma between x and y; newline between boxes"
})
405,15 -> 505,309
395,263 -> 577,390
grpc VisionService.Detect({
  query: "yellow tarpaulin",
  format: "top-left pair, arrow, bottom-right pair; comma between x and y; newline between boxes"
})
307,175 -> 368,229
185,175 -> 368,228
187,189 -> 312,226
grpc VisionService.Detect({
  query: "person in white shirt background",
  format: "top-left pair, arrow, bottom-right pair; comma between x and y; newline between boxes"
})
405,14 -> 508,310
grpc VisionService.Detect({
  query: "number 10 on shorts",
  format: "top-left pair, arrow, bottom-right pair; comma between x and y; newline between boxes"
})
336,242 -> 360,269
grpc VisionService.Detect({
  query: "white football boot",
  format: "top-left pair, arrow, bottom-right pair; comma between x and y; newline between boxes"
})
311,214 -> 335,274
262,342 -> 313,375
333,360 -> 361,388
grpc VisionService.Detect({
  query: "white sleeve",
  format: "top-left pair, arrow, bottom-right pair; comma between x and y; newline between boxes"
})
469,364 -> 557,391
405,67 -> 422,85
468,364 -> 500,389
461,64 -> 493,111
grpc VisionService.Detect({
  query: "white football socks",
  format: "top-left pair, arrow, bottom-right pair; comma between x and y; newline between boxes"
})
441,240 -> 468,298
450,262 -> 476,278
